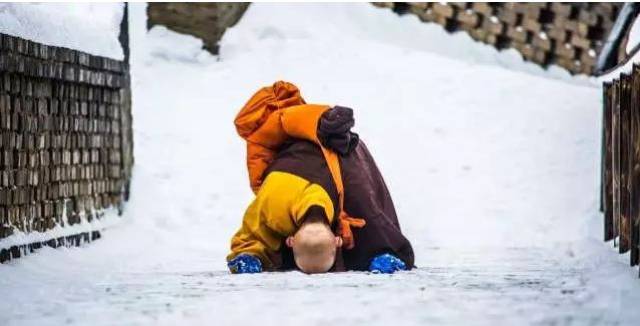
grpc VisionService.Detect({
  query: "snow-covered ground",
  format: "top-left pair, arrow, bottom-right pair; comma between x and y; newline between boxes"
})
2,3 -> 640,325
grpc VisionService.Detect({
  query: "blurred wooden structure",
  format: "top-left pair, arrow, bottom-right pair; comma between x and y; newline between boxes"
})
373,2 -> 624,75
147,3 -> 250,55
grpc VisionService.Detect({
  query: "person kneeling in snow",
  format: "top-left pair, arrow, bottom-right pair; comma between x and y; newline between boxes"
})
226,81 -> 414,274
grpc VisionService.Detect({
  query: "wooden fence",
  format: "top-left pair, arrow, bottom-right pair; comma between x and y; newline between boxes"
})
602,64 -> 640,273
374,2 -> 623,75
0,32 -> 133,262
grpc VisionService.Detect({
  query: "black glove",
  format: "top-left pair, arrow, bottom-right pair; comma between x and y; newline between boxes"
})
318,106 -> 359,155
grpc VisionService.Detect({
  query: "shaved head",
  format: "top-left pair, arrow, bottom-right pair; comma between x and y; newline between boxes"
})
286,219 -> 342,274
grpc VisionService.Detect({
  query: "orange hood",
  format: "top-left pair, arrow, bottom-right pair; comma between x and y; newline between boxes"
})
234,81 -> 306,141
234,81 -> 330,191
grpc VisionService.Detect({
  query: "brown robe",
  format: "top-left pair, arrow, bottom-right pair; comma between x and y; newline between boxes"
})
265,139 -> 415,271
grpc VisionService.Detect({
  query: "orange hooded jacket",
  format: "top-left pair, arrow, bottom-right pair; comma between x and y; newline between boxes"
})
234,81 -> 365,251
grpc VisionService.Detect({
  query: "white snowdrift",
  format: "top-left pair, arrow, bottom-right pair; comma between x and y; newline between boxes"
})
0,3 -> 124,59
626,14 -> 640,53
219,3 -> 597,86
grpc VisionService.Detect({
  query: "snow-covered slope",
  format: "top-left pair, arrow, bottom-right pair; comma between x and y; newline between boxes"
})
2,3 -> 639,326
0,3 -> 124,59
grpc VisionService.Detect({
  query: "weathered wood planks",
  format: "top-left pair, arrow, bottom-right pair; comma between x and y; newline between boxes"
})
602,65 -> 640,269
0,32 -> 133,262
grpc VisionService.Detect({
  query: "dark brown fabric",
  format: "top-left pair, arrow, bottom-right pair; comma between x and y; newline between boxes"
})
264,140 -> 415,271
340,142 -> 415,270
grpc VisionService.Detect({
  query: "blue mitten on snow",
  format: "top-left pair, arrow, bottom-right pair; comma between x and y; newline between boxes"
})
228,254 -> 262,274
369,253 -> 407,274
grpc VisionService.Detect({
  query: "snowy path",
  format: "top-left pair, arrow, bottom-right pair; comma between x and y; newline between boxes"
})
3,246 -> 640,325
2,3 -> 640,325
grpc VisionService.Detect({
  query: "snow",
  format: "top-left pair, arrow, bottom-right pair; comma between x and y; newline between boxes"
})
0,3 -> 124,60
600,14 -> 640,82
0,207 -> 120,250
598,46 -> 640,82
2,2 -> 640,325
626,14 -> 640,53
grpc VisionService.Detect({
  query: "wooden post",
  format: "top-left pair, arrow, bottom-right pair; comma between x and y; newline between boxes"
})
118,3 -> 130,65
612,78 -> 621,246
620,73 -> 631,253
631,65 -> 640,266
604,82 -> 614,241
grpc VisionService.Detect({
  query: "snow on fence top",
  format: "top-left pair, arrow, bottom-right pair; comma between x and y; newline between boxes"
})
0,3 -> 124,60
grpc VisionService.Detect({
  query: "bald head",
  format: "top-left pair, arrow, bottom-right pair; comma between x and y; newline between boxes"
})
286,220 -> 342,274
